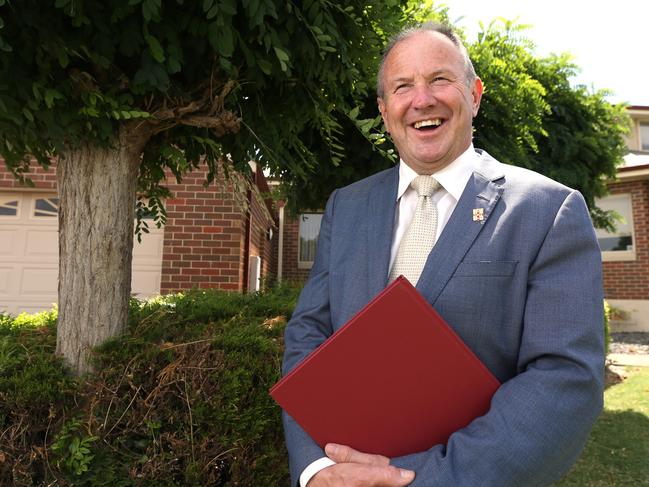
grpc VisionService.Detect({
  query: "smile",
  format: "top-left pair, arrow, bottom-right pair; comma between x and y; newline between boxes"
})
413,119 -> 443,130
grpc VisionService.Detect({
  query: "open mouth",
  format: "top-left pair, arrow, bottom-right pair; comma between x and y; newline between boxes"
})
412,119 -> 443,131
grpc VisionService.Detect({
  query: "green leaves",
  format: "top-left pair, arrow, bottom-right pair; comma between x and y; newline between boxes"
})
273,46 -> 290,72
243,0 -> 278,28
141,0 -> 162,21
51,419 -> 99,477
144,33 -> 165,63
203,0 -> 238,17
0,0 -> 409,220
207,21 -> 235,57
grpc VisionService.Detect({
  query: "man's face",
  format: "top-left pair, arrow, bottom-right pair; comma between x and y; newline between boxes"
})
378,31 -> 483,175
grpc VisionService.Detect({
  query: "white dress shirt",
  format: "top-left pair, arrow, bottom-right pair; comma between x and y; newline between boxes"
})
299,145 -> 480,487
389,145 -> 479,271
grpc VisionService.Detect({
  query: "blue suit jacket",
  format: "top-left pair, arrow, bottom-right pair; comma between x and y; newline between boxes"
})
282,150 -> 605,486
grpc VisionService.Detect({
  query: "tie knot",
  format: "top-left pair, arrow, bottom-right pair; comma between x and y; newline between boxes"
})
411,175 -> 440,197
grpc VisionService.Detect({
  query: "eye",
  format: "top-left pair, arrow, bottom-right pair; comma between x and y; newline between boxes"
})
394,83 -> 412,94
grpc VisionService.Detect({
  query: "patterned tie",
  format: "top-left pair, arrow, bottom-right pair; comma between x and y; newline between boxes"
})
389,175 -> 441,285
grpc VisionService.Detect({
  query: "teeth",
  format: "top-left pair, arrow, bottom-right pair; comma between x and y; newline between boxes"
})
414,119 -> 442,129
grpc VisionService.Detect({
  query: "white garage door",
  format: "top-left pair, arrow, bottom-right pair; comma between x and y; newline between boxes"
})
0,192 -> 164,316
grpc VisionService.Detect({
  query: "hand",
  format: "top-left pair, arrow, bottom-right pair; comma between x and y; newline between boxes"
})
307,443 -> 415,486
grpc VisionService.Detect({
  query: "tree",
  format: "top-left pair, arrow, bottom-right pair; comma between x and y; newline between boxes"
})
0,0 -> 405,374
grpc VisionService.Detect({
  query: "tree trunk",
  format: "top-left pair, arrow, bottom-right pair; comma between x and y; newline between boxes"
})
56,127 -> 146,375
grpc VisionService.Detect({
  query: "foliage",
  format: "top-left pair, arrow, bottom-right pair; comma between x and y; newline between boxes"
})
0,310 -> 78,485
0,0 -> 407,213
557,366 -> 649,486
51,419 -> 99,477
281,93 -> 395,213
0,284 -> 300,486
470,21 -> 550,167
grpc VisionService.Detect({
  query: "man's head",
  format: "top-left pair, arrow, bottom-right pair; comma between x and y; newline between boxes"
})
377,23 -> 483,175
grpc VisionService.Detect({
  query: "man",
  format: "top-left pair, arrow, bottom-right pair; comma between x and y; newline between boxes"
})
282,22 -> 604,487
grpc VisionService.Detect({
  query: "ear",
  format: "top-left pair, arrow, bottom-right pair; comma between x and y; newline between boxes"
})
377,97 -> 391,133
470,77 -> 483,117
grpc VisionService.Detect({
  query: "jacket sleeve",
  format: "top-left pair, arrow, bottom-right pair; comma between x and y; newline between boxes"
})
389,190 -> 605,486
281,190 -> 338,485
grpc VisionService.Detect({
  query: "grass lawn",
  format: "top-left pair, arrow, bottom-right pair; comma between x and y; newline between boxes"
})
556,366 -> 649,486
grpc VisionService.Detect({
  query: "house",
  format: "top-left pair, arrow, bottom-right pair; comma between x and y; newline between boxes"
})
0,160 -> 277,315
597,105 -> 649,331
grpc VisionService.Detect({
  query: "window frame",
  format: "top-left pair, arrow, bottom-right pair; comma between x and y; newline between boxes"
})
640,122 -> 649,152
595,193 -> 636,262
32,196 -> 59,218
297,212 -> 323,269
0,195 -> 20,219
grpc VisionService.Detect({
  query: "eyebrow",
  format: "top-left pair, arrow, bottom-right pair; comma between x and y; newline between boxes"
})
390,77 -> 413,86
388,70 -> 453,87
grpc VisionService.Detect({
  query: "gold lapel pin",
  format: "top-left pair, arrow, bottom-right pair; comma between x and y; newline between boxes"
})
472,208 -> 484,222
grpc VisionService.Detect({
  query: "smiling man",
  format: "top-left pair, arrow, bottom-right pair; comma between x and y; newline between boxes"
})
281,22 -> 605,487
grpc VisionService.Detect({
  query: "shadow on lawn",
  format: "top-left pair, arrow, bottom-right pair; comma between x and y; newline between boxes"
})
557,409 -> 649,486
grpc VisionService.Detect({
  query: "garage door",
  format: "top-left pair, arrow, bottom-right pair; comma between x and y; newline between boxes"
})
0,192 -> 164,316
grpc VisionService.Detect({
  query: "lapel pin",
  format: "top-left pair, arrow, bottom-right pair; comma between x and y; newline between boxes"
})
472,208 -> 484,222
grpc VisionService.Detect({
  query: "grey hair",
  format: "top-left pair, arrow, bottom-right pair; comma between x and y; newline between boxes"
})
376,22 -> 477,99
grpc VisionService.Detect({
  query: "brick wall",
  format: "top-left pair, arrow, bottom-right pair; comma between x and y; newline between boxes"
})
0,162 -> 57,190
159,166 -> 277,293
245,170 -> 276,290
159,168 -> 248,292
602,179 -> 649,300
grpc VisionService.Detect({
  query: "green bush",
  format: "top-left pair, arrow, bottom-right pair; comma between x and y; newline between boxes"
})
0,283 -> 300,486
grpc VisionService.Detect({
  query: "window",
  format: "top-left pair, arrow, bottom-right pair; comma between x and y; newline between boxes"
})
595,194 -> 635,261
0,198 -> 19,217
34,197 -> 59,217
298,213 -> 323,268
641,123 -> 649,151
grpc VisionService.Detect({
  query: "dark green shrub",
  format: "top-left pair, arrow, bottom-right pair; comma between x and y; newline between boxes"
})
0,284 -> 300,486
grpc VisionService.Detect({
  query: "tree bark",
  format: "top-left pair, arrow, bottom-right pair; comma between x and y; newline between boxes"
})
56,126 -> 147,375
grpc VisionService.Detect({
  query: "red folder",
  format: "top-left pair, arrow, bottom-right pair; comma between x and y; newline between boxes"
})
270,276 -> 500,458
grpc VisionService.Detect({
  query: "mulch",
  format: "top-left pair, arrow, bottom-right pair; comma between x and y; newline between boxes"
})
610,332 -> 649,355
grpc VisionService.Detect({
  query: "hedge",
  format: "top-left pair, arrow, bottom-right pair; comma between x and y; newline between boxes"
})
0,284 -> 299,486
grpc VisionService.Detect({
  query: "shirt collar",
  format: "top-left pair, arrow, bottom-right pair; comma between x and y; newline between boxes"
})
396,145 -> 479,201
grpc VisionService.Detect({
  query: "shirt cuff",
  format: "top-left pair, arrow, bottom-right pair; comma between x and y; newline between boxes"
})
299,457 -> 336,487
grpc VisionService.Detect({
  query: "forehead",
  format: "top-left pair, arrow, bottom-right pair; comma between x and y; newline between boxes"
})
382,31 -> 464,80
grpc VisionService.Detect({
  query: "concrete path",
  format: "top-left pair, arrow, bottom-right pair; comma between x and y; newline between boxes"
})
608,353 -> 649,367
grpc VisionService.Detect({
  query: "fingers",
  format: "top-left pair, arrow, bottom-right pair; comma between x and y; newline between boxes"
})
325,443 -> 390,466
311,461 -> 415,486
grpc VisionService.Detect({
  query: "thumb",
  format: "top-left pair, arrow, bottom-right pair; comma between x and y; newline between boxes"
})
382,465 -> 416,485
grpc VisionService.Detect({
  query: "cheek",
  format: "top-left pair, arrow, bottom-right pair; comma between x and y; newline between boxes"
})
382,114 -> 392,133
384,105 -> 407,132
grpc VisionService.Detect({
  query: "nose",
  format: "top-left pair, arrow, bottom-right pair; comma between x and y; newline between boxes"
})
411,84 -> 437,109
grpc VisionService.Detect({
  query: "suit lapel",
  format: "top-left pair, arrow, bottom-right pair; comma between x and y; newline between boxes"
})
367,166 -> 399,299
416,153 -> 505,304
